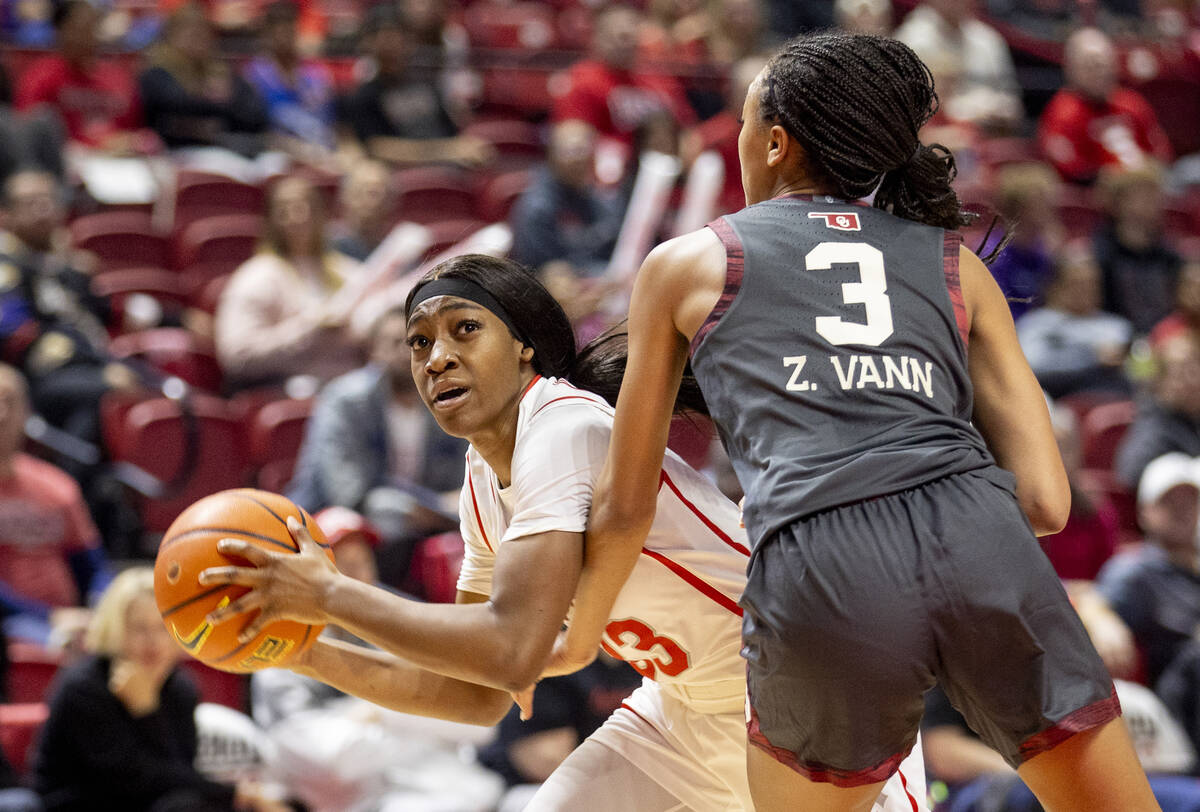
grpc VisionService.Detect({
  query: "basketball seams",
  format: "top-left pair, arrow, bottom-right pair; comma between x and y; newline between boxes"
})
160,583 -> 241,619
159,527 -> 301,554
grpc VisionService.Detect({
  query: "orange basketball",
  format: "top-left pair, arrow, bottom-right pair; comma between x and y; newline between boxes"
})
153,489 -> 333,673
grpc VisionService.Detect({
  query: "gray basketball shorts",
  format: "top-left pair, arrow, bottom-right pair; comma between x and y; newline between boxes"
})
741,470 -> 1120,787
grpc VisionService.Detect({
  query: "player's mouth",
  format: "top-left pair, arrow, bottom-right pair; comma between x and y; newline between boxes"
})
432,386 -> 470,410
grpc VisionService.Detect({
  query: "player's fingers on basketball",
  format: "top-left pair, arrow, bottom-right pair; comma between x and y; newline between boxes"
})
286,516 -> 319,552
198,564 -> 264,588
236,610 -> 275,643
206,591 -> 264,626
214,538 -> 272,565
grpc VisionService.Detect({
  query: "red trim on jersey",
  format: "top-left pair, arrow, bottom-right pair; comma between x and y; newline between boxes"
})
619,701 -> 655,730
530,394 -> 604,419
640,548 -> 742,616
897,767 -> 919,812
659,470 -> 749,556
466,474 -> 493,553
1017,686 -> 1121,763
746,701 -> 911,787
693,217 -> 745,357
519,375 -> 542,401
942,233 -> 969,350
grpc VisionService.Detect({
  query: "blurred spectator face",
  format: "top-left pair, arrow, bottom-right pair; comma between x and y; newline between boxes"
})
56,0 -> 100,64
1156,333 -> 1200,417
122,592 -> 180,674
0,367 -> 28,461
833,0 -> 892,35
1047,249 -> 1103,316
996,163 -> 1061,229
1065,28 -> 1118,102
1177,262 -> 1200,321
166,3 -> 215,65
593,7 -> 640,70
400,0 -> 448,42
341,161 -> 393,233
925,0 -> 975,25
261,3 -> 299,64
266,177 -> 325,259
635,110 -> 680,156
370,310 -> 412,383
1112,177 -> 1165,233
2,170 -> 64,252
371,20 -> 411,77
1142,482 -> 1200,553
549,120 -> 597,189
716,0 -> 763,47
333,535 -> 378,584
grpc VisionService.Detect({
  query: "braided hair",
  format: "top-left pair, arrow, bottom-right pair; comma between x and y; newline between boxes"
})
760,32 -> 973,231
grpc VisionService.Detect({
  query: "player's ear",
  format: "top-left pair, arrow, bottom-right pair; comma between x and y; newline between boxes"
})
519,344 -> 535,363
766,124 -> 790,168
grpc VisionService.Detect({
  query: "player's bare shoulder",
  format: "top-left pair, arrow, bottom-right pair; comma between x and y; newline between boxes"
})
639,227 -> 727,343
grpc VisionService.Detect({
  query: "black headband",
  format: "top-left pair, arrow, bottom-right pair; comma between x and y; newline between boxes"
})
407,277 -> 530,345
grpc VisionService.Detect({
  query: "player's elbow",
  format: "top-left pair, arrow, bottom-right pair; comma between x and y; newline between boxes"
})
1024,488 -> 1070,536
497,654 -> 544,695
463,687 -> 516,726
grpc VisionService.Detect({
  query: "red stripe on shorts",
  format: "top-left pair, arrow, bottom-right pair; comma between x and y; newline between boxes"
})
1017,685 -> 1122,763
746,701 -> 912,788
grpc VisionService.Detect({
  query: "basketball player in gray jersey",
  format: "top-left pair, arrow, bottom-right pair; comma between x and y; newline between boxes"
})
547,33 -> 1158,812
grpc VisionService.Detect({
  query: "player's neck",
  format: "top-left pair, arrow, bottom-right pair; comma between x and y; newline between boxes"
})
771,178 -> 830,200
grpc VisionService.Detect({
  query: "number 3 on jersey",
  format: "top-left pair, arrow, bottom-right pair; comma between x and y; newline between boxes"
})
810,242 -> 894,347
600,618 -> 690,680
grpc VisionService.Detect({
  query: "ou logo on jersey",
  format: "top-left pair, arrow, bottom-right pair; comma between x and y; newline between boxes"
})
600,618 -> 690,679
808,212 -> 861,231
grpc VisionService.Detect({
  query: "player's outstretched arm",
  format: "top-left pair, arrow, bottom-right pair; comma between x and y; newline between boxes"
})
289,634 -> 514,726
201,518 -> 583,693
960,245 -> 1070,535
570,232 -> 723,665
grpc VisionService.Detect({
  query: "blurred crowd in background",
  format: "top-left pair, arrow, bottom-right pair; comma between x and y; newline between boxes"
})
0,0 -> 1198,810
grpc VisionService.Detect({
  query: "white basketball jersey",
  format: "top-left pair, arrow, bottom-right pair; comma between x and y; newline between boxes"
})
456,376 -> 747,705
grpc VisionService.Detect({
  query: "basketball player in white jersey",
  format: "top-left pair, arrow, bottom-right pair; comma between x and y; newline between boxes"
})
200,255 -> 928,811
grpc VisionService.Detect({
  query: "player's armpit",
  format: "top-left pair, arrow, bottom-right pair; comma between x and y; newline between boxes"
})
960,245 -> 1069,534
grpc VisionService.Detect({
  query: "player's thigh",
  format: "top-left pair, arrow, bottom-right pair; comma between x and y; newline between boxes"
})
523,738 -> 693,812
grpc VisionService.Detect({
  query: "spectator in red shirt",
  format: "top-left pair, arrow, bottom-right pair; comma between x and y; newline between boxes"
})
1038,26 -> 1172,185
14,0 -> 145,152
552,4 -> 696,156
0,363 -> 110,650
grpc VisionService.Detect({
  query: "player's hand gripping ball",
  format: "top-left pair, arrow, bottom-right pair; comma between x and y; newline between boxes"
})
154,489 -> 334,673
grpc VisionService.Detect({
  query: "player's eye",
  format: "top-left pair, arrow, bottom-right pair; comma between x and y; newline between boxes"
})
407,334 -> 429,350
457,319 -> 481,335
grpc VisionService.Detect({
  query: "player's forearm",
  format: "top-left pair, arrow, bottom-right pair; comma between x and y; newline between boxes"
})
294,637 -> 513,726
566,469 -> 656,662
319,577 -> 549,692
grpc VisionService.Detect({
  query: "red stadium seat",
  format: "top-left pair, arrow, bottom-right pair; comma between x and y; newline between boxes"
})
6,642 -> 62,704
247,397 -> 313,491
463,1 -> 558,50
91,268 -> 191,333
180,660 -> 249,712
1079,467 -> 1141,548
70,211 -> 170,271
173,214 -> 263,280
0,703 -> 49,778
462,119 -> 545,170
109,328 -> 223,393
189,271 -> 235,313
1058,186 -> 1104,240
393,168 -> 479,225
173,171 -> 265,236
406,532 -> 465,603
479,66 -> 555,118
977,137 -> 1041,170
1080,399 -> 1136,472
107,394 -> 247,533
478,169 -> 533,222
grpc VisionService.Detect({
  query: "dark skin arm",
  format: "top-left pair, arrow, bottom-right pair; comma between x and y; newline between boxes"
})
201,517 -> 583,693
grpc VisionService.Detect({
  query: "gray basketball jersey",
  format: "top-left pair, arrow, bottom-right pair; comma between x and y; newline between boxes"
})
690,195 -> 1001,545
